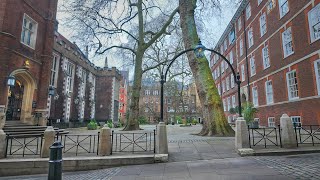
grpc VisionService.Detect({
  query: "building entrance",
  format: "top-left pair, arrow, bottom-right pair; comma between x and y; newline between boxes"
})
6,80 -> 24,121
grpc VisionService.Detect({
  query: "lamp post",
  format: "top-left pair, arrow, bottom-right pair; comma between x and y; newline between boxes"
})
159,40 -> 242,123
7,75 -> 16,87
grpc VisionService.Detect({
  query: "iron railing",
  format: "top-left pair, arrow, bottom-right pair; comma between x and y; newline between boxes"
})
294,125 -> 320,147
56,133 -> 100,156
248,125 -> 282,148
5,134 -> 43,157
111,130 -> 156,154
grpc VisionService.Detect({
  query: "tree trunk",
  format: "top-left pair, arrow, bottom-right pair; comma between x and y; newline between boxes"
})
123,51 -> 144,131
179,0 -> 234,136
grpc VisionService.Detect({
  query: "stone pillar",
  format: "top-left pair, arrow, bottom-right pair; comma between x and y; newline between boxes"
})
0,129 -> 6,159
156,122 -> 168,154
0,105 -> 6,129
235,117 -> 250,149
280,114 -> 297,148
41,126 -> 56,158
33,109 -> 48,126
98,125 -> 111,156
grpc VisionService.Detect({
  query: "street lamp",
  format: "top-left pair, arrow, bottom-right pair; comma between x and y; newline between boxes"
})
48,86 -> 56,96
7,75 -> 16,87
159,40 -> 242,123
194,41 -> 206,58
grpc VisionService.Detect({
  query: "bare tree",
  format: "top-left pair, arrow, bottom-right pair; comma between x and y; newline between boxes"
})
62,0 -> 179,130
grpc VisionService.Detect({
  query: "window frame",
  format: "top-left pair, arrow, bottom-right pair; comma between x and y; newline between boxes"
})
241,64 -> 245,82
265,80 -> 274,104
50,54 -> 60,87
246,3 -> 252,20
238,17 -> 242,31
226,76 -> 230,91
278,0 -> 289,18
282,27 -> 294,58
229,50 -> 234,64
232,95 -> 236,108
260,13 -> 267,37
291,116 -> 302,127
268,117 -> 275,127
21,13 -> 38,49
308,4 -> 320,43
286,70 -> 299,100
248,27 -> 254,48
262,46 -> 270,69
231,74 -> 235,88
314,59 -> 320,95
250,56 -> 256,76
240,39 -> 244,56
252,86 -> 259,107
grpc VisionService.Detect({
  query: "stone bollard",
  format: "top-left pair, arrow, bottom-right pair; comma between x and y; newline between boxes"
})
156,122 -> 168,154
235,117 -> 250,149
0,105 -> 6,129
98,125 -> 111,156
41,126 -> 56,158
0,129 -> 6,159
280,114 -> 297,148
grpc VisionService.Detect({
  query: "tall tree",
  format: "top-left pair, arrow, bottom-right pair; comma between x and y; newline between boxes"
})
178,0 -> 234,136
62,0 -> 179,130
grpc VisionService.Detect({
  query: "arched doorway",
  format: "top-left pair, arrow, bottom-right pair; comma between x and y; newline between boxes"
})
6,69 -> 37,124
6,80 -> 24,121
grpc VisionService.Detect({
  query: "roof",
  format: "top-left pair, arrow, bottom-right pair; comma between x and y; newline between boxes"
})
214,0 -> 249,50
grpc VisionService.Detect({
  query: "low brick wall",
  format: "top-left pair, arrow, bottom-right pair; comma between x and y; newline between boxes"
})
0,155 -> 155,177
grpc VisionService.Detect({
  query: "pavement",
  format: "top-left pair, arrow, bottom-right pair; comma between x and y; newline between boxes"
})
1,124 -> 320,179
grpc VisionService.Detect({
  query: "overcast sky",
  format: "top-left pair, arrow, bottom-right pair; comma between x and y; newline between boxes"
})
56,1 -> 238,70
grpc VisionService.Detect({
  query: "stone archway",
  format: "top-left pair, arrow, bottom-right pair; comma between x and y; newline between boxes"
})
8,69 -> 37,125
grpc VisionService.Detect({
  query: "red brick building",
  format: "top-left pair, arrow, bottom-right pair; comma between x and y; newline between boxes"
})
51,32 -> 122,125
0,0 -> 58,127
211,0 -> 320,127
0,0 -> 123,127
119,71 -> 129,124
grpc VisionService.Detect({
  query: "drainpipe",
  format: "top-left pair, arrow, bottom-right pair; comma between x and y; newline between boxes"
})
243,11 -> 251,102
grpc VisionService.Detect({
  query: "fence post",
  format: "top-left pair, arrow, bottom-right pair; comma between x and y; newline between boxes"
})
0,129 -> 6,159
48,141 -> 63,180
156,122 -> 168,154
98,125 -> 111,156
280,114 -> 297,148
41,126 -> 56,158
235,117 -> 250,150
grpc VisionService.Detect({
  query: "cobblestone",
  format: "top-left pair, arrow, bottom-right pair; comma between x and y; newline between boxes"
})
1,168 -> 122,180
252,153 -> 320,180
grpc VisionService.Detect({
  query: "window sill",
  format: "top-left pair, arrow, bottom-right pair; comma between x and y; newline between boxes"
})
21,41 -> 35,50
310,37 -> 320,44
288,97 -> 299,101
263,65 -> 270,70
283,52 -> 294,59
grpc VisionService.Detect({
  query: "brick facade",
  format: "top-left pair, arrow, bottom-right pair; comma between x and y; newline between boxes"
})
0,0 -> 58,125
0,0 -> 123,126
139,79 -> 202,124
51,33 -> 122,124
211,0 -> 320,126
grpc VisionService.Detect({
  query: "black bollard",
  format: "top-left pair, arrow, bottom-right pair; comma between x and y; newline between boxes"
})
48,141 -> 63,180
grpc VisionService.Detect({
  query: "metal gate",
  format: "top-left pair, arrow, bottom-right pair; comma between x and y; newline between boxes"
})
6,81 -> 24,121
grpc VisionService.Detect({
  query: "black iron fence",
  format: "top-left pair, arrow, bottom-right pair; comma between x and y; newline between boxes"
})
248,125 -> 282,148
294,125 -> 320,147
5,134 -> 43,157
56,133 -> 100,156
111,130 -> 156,154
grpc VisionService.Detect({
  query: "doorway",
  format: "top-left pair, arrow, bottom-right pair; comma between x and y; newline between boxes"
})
6,80 -> 24,121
